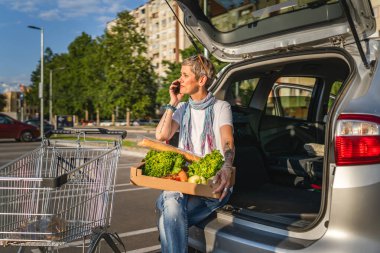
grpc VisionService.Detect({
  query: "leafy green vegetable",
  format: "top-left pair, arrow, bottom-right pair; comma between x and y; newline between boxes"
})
188,150 -> 224,179
143,150 -> 186,177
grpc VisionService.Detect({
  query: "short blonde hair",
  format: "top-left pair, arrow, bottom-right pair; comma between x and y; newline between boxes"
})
182,55 -> 216,87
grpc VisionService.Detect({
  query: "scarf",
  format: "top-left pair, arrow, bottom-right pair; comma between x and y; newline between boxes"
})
181,93 -> 216,156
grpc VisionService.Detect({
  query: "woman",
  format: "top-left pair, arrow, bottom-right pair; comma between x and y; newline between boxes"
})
155,54 -> 235,253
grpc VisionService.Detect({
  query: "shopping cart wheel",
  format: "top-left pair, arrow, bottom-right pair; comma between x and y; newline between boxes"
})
87,227 -> 125,253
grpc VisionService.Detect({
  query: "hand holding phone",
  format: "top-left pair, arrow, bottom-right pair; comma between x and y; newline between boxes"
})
169,80 -> 183,105
171,80 -> 180,95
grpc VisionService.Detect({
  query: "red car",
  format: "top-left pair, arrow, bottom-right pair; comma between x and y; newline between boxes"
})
0,113 -> 40,142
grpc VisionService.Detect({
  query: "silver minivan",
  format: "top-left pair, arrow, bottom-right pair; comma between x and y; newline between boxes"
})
174,0 -> 380,252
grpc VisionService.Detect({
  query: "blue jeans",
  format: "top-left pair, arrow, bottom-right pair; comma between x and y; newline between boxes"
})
156,190 -> 232,253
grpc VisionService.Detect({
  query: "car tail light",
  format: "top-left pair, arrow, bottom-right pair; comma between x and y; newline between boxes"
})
335,114 -> 380,166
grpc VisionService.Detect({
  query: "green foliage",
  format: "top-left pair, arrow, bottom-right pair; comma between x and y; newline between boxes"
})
156,60 -> 181,106
26,47 -> 51,113
25,12 -> 228,120
328,81 -> 343,111
330,81 -> 343,95
26,10 -> 157,120
143,150 -> 186,177
188,150 -> 224,179
100,10 -> 157,119
180,41 -> 228,73
56,33 -> 99,117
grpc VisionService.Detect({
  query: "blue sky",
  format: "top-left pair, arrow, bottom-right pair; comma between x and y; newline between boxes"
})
0,0 -> 147,93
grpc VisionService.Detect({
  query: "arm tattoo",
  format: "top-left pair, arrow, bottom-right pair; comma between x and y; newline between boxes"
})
223,141 -> 235,169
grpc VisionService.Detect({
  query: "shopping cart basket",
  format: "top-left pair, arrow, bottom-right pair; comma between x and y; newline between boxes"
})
0,128 -> 127,252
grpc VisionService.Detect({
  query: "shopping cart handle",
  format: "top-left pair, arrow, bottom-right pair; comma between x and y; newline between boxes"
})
45,128 -> 127,139
97,128 -> 127,139
45,129 -> 71,138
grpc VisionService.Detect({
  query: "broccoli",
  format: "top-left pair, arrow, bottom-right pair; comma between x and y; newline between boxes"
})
187,150 -> 224,180
143,150 -> 186,177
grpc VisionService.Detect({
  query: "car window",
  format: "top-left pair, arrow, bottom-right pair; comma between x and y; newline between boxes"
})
226,78 -> 259,107
0,115 -> 12,124
265,77 -> 316,120
199,0 -> 341,38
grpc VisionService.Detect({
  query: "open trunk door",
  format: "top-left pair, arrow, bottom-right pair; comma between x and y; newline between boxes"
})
176,0 -> 375,65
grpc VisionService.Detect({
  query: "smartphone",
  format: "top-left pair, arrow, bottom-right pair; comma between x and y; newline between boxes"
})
173,81 -> 180,94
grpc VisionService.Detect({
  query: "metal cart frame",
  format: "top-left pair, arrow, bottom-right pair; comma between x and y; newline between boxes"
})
0,128 -> 127,253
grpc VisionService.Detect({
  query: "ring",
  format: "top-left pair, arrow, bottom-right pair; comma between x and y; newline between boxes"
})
223,187 -> 228,192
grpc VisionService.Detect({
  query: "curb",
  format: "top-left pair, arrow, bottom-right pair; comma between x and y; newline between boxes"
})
121,148 -> 148,158
71,127 -> 156,134
125,129 -> 155,134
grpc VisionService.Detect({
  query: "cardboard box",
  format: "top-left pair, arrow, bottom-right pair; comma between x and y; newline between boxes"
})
130,163 -> 235,199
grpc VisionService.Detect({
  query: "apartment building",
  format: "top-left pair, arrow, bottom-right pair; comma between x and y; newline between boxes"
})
2,91 -> 19,115
107,0 -> 191,78
1,89 -> 38,120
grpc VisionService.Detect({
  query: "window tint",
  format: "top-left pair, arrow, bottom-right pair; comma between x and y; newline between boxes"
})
0,115 -> 12,124
200,0 -> 341,33
266,77 -> 316,120
227,78 -> 259,107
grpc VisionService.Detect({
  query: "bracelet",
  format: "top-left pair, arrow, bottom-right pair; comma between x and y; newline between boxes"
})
164,104 -> 177,112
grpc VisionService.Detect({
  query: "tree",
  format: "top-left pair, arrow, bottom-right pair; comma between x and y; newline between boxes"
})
25,11 -> 158,121
100,10 -> 157,119
32,34 -> 103,120
156,60 -> 181,106
25,47 -> 56,118
61,32 -> 101,119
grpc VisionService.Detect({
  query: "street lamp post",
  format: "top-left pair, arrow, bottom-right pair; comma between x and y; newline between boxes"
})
49,67 -> 65,125
203,0 -> 209,58
49,70 -> 52,124
28,25 -> 44,138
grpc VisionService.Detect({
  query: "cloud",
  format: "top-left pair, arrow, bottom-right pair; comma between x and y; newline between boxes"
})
102,0 -> 128,13
57,0 -> 103,18
0,0 -> 135,21
0,73 -> 30,90
56,0 -> 130,19
97,15 -> 114,24
0,20 -> 22,29
55,0 -> 129,19
38,9 -> 64,21
0,82 -> 21,94
0,0 -> 42,13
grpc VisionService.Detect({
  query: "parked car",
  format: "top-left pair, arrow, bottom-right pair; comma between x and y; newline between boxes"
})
24,119 -> 54,134
115,120 -> 127,126
132,119 -> 152,126
99,121 -> 113,127
150,119 -> 160,125
80,120 -> 96,126
174,0 -> 380,252
0,113 -> 40,142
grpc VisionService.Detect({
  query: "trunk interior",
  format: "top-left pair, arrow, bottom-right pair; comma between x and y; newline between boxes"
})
215,51 -> 351,229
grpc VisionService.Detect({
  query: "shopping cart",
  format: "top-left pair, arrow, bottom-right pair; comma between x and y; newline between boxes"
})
0,128 -> 127,253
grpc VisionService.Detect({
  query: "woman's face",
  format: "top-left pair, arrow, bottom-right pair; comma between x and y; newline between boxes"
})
179,65 -> 201,95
